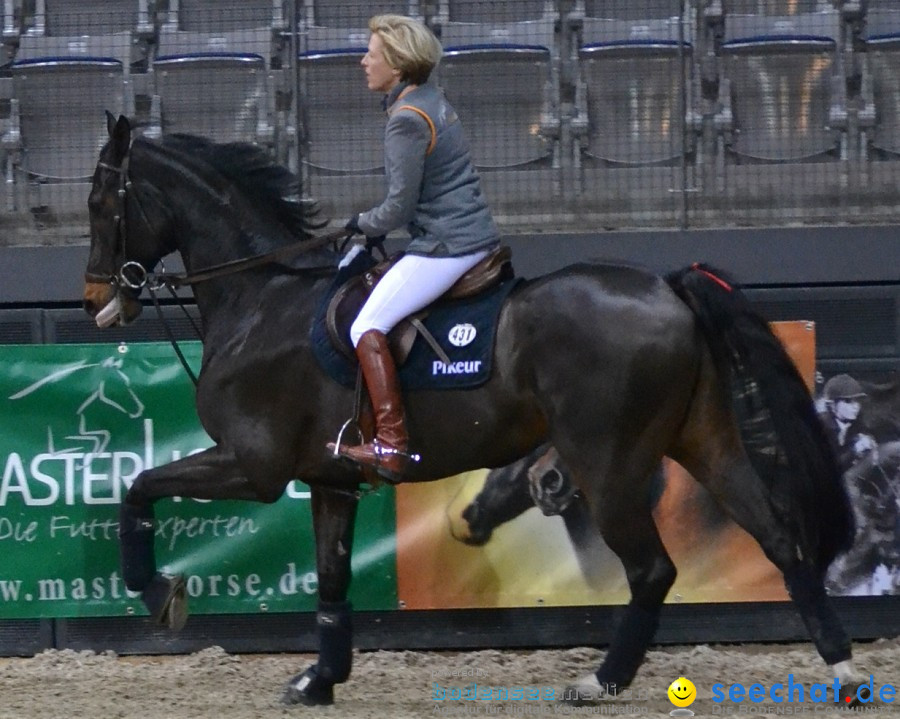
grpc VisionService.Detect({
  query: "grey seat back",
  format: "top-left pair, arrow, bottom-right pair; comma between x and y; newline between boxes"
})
721,40 -> 840,161
582,0 -> 683,21
722,0 -> 838,14
37,0 -> 144,36
299,1 -> 416,52
446,0 -> 551,23
151,28 -> 276,143
297,50 -> 385,173
864,15 -> 900,156
167,0 -> 284,33
579,43 -> 692,165
153,55 -> 268,143
439,47 -> 553,168
12,58 -> 126,180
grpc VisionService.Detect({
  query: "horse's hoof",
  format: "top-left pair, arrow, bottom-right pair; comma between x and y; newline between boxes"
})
841,681 -> 867,707
142,573 -> 188,631
560,675 -> 615,706
282,667 -> 334,706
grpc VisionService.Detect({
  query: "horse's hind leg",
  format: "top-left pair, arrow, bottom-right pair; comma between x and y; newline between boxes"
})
120,445 -> 285,630
672,426 -> 856,685
560,447 -> 677,700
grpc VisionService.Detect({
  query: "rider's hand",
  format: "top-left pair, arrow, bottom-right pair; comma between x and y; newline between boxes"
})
364,235 -> 387,252
344,214 -> 362,235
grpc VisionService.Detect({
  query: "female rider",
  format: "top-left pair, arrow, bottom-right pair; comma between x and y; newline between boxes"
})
329,14 -> 500,480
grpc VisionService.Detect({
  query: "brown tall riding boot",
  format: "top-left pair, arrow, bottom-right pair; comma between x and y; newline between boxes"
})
329,329 -> 416,480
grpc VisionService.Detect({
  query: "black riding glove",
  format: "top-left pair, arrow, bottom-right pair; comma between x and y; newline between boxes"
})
344,214 -> 362,236
345,215 -> 386,255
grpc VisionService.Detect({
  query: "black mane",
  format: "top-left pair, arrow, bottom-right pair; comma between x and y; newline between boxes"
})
152,134 -> 324,241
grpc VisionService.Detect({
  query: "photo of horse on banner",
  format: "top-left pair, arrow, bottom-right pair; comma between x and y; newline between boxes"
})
80,114 -> 864,705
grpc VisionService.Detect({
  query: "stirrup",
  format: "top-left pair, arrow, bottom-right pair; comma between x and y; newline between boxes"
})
329,417 -> 364,459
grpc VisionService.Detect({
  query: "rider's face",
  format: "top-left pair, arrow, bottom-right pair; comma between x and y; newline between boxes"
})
362,33 -> 401,94
833,398 -> 861,422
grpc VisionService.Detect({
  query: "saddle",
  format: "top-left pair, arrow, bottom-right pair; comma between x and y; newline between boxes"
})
326,245 -> 513,363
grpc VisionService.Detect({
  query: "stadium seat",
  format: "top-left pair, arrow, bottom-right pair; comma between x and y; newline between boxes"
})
298,1 -> 416,53
719,0 -> 840,14
293,3 -> 417,219
576,0 -> 685,46
861,7 -> 900,157
715,11 -> 845,163
29,0 -> 153,37
709,7 -> 850,223
569,2 -> 698,225
148,1 -> 287,146
149,29 -> 276,144
855,2 -> 900,220
163,0 -> 286,34
295,47 -> 386,220
435,0 -> 556,47
576,42 -> 697,167
428,0 -> 561,219
863,2 -> 900,42
2,1 -> 145,222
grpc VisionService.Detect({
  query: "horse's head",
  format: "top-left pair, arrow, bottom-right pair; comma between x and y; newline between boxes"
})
84,113 -> 169,328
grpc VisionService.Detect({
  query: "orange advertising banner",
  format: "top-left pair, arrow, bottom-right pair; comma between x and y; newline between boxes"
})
395,321 -> 816,610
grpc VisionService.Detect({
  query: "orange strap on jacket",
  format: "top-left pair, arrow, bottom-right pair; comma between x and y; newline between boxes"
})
395,104 -> 437,155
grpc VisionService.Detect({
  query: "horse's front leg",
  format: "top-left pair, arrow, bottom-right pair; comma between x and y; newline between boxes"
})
119,445 -> 283,630
283,484 -> 359,706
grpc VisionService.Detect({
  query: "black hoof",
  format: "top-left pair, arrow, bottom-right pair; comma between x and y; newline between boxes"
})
142,573 -> 188,631
841,682 -> 869,707
282,667 -> 335,706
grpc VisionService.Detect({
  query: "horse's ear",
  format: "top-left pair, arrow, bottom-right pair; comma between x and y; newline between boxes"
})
108,114 -> 131,166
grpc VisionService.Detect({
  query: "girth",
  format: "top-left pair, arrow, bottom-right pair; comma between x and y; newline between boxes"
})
326,246 -> 513,363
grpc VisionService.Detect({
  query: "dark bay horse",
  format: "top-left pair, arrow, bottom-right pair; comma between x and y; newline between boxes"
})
83,114 -> 860,705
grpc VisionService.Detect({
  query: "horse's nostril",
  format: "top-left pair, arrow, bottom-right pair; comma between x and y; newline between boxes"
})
83,299 -> 97,316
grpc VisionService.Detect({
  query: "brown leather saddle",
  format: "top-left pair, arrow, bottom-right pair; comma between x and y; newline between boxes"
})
326,246 -> 513,363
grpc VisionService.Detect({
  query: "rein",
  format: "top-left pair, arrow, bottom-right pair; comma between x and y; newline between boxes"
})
144,227 -> 352,289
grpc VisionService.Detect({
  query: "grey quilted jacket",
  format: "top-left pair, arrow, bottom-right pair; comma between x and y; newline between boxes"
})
358,82 -> 500,257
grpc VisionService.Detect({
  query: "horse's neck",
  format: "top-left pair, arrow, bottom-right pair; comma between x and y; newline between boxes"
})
138,147 -> 332,326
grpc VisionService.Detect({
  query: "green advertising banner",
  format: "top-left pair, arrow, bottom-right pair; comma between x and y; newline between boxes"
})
0,342 -> 398,619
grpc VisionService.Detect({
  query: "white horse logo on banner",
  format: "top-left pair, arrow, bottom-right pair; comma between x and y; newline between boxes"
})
9,354 -> 145,457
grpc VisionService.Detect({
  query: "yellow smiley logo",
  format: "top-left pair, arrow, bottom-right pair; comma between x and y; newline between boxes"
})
667,677 -> 697,708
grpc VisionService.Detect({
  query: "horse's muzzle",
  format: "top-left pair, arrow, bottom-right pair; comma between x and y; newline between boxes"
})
83,281 -> 142,327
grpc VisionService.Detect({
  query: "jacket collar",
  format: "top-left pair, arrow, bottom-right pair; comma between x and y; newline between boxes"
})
382,81 -> 411,112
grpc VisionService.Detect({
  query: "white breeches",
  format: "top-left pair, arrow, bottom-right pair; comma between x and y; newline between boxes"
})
350,250 -> 490,347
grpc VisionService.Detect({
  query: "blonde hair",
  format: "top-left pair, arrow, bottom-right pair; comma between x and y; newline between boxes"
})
369,14 -> 442,85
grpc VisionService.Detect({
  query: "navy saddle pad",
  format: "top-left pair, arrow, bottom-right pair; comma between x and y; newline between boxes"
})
310,252 -> 521,391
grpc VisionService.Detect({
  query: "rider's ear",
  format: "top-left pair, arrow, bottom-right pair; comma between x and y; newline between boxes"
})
109,114 -> 131,165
